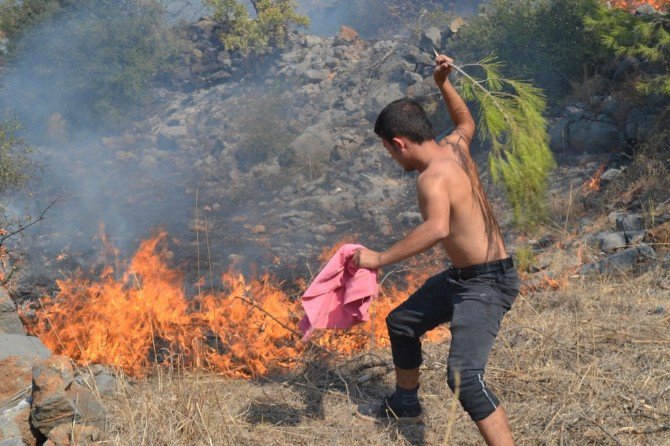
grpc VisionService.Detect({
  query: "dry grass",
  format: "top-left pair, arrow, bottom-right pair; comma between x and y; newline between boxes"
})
101,263 -> 670,445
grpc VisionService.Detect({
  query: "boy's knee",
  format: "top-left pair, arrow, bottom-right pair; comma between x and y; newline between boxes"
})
447,368 -> 500,421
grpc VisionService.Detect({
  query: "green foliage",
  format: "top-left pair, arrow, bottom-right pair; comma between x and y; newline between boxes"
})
456,56 -> 556,226
451,0 -> 608,99
0,119 -> 31,194
205,0 -> 309,53
2,0 -> 186,132
585,7 -> 670,96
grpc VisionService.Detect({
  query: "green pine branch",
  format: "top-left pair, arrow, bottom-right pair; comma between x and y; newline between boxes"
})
442,53 -> 556,226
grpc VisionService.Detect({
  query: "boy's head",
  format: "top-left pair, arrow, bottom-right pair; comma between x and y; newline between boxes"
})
374,98 -> 435,145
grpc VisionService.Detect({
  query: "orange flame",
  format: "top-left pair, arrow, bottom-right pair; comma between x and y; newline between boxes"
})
582,164 -> 606,192
608,0 -> 669,12
22,233 -> 447,378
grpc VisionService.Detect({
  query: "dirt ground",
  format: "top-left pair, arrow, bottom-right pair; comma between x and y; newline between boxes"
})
103,263 -> 670,445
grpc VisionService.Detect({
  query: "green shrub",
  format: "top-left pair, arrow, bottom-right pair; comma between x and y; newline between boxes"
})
205,0 -> 309,53
451,0 -> 609,100
1,0 -> 186,132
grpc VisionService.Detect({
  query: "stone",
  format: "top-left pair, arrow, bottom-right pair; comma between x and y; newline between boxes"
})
156,125 -> 187,152
580,244 -> 655,275
303,69 -> 323,83
333,26 -> 359,46
0,289 -> 24,334
0,438 -> 24,446
289,122 -> 336,164
44,424 -> 104,446
302,35 -> 323,47
450,17 -> 466,33
364,82 -> 404,121
402,71 -> 423,85
419,27 -> 441,53
614,213 -> 644,232
548,117 -> 569,153
625,106 -> 656,141
613,56 -> 640,81
397,211 -> 422,227
563,105 -> 584,122
596,232 -> 627,253
600,168 -> 622,182
30,356 -> 76,437
0,357 -> 32,403
568,120 -> 622,154
600,95 -> 620,115
64,383 -> 106,429
0,334 -> 51,361
194,18 -> 214,36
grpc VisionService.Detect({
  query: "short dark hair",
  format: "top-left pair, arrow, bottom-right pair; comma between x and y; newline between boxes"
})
374,98 -> 435,144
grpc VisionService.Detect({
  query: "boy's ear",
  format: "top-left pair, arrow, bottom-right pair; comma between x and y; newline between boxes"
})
391,137 -> 406,151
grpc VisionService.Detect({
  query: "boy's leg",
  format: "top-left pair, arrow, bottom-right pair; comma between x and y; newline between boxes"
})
357,271 -> 453,419
446,270 -> 518,444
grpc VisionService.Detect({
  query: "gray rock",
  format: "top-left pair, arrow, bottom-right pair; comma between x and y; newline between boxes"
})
568,120 -> 622,154
635,4 -> 657,15
194,19 -> 214,36
563,105 -> 584,122
364,82 -> 404,120
600,95 -> 619,115
625,106 -> 655,141
397,211 -> 422,227
580,244 -> 655,275
0,289 -> 24,335
0,438 -> 25,446
597,232 -> 627,253
302,35 -> 323,47
402,71 -> 423,85
0,334 -> 51,361
613,56 -> 640,81
303,69 -> 323,83
289,123 -> 336,163
156,125 -> 187,151
548,118 -> 569,153
615,213 -> 644,232
419,27 -> 441,53
600,168 -> 622,182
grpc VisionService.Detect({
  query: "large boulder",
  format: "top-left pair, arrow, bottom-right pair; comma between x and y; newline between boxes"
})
30,356 -> 76,437
580,244 -> 655,275
0,289 -> 24,334
625,106 -> 656,142
568,120 -> 623,154
0,334 -> 51,362
289,123 -> 337,166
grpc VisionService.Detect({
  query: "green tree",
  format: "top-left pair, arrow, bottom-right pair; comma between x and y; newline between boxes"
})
451,0 -> 608,100
585,5 -> 670,97
205,0 -> 309,53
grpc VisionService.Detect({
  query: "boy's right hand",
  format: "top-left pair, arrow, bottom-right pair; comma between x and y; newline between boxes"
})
433,54 -> 454,86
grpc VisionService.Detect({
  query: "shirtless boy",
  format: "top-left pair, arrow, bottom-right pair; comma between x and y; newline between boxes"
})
353,53 -> 520,446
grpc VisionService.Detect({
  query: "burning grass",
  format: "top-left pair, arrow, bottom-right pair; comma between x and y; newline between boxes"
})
100,265 -> 670,445
20,232 -> 447,378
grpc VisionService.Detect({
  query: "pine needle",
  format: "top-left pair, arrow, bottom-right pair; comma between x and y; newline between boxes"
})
433,49 -> 555,226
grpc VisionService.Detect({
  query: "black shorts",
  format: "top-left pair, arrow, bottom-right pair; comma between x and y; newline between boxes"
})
385,258 -> 519,420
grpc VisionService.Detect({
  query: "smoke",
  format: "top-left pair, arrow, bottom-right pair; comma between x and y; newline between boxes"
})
0,0 -> 194,268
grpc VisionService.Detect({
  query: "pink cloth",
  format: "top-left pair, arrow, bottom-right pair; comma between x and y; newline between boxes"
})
298,244 -> 379,340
